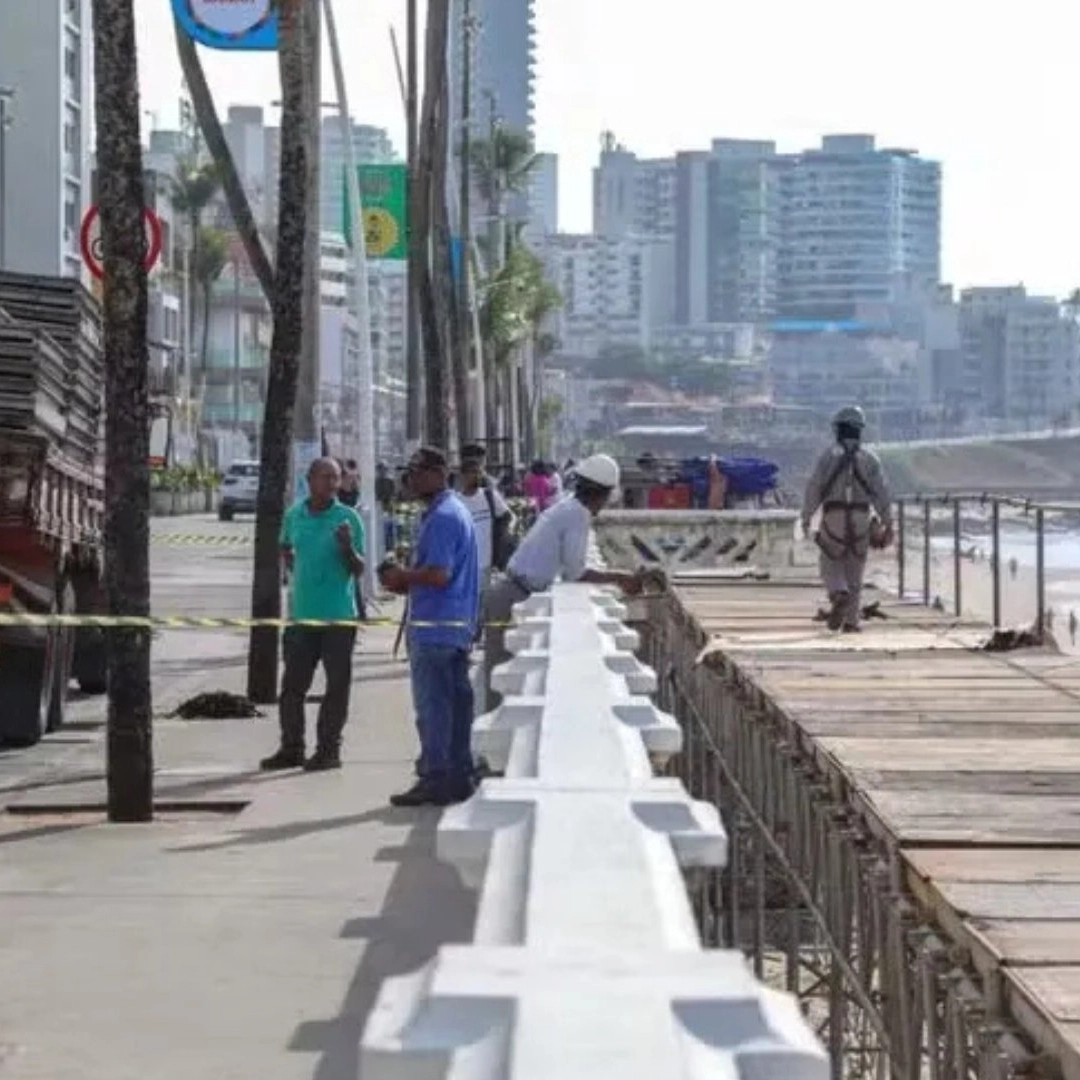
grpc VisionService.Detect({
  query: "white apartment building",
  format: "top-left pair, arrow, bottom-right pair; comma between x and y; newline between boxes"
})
0,0 -> 92,279
593,136 -> 676,240
525,152 -> 559,243
223,105 -> 279,231
548,233 -> 674,359
959,287 -> 1080,428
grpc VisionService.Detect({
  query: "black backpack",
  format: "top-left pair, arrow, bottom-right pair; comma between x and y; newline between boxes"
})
483,482 -> 514,571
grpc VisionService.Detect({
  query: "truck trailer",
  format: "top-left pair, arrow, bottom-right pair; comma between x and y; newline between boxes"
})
0,272 -> 108,746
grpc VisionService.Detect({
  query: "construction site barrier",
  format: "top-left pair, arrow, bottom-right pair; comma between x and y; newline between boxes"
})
360,583 -> 827,1079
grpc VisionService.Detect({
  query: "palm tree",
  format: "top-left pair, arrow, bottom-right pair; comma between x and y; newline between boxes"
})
193,226 -> 229,373
171,164 -> 220,370
247,0 -> 310,702
173,19 -> 274,301
471,127 -> 539,461
91,0 -> 154,821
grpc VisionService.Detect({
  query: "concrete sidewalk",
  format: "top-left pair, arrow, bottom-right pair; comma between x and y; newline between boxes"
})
0,623 -> 476,1080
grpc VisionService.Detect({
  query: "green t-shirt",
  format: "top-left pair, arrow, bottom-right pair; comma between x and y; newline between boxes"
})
280,498 -> 366,621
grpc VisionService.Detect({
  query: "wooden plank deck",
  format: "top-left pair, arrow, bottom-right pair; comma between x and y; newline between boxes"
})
673,577 -> 1080,1080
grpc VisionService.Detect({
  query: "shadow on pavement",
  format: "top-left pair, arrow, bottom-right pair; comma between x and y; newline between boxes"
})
168,806 -> 407,853
290,815 -> 477,1080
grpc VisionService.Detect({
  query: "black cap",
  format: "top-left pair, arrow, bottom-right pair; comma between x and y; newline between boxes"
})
408,446 -> 448,471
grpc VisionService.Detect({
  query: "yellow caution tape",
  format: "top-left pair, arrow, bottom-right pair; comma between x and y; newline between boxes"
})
151,534 -> 253,547
0,613 -> 511,631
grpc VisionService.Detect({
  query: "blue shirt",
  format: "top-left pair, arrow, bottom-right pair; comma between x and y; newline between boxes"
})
408,489 -> 479,650
280,498 -> 366,621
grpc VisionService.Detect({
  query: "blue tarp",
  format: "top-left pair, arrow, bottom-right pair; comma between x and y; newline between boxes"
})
679,456 -> 779,505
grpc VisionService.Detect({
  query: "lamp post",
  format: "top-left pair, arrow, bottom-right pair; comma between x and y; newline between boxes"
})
0,87 -> 15,271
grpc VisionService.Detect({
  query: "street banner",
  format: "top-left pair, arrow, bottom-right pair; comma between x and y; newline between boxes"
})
342,164 -> 409,261
171,0 -> 279,51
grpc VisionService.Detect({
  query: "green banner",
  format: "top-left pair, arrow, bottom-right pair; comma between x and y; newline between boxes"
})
342,163 -> 409,261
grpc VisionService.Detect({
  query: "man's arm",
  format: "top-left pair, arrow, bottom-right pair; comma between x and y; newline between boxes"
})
492,487 -> 517,529
335,510 -> 367,577
279,507 -> 295,573
864,453 -> 894,527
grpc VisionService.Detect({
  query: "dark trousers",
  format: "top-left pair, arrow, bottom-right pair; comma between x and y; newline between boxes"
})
279,626 -> 358,754
409,643 -> 474,781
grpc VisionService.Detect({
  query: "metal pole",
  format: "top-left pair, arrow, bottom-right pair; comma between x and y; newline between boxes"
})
232,258 -> 241,433
323,0 -> 378,592
953,498 -> 962,617
922,498 -> 931,606
294,0 -> 322,483
0,88 -> 13,271
405,0 -> 422,445
896,499 -> 906,599
458,0 -> 473,442
991,499 -> 1002,629
1035,507 -> 1046,642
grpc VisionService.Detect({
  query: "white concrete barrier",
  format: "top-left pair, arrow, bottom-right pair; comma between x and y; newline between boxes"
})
361,584 -> 828,1080
594,509 -> 799,572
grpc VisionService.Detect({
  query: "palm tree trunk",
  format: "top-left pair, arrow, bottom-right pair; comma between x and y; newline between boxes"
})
174,19 -> 275,301
200,282 -> 212,373
247,0 -> 309,703
92,0 -> 154,822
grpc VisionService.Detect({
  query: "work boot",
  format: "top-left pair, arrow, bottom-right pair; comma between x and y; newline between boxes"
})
445,774 -> 477,804
841,624 -> 862,634
826,592 -> 849,632
389,778 -> 445,808
303,749 -> 342,772
260,748 -> 305,771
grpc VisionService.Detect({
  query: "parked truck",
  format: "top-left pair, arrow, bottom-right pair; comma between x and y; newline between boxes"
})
0,271 -> 108,746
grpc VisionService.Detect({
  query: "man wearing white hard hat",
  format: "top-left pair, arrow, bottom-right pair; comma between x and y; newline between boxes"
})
481,453 -> 654,710
802,406 -> 894,632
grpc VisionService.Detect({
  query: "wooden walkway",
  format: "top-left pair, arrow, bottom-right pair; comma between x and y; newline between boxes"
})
673,575 -> 1080,1080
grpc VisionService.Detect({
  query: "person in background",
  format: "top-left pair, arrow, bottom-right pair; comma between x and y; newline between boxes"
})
339,459 -> 360,508
379,447 -> 480,807
801,406 -> 893,633
523,459 -> 556,514
261,457 -> 365,773
547,461 -> 564,502
456,453 -> 515,620
482,453 -> 658,710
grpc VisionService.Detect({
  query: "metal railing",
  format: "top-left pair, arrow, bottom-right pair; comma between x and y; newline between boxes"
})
893,493 -> 1076,636
360,584 -> 827,1079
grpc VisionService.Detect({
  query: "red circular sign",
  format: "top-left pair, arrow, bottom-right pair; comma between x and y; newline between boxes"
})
80,205 -> 164,281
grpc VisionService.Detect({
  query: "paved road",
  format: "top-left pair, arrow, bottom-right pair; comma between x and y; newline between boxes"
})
0,514 -> 265,797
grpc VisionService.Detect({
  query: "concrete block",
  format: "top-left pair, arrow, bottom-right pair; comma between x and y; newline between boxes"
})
437,780 -> 726,933
361,946 -> 829,1080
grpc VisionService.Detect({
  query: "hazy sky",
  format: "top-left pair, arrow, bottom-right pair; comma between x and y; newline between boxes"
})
135,0 -> 1080,297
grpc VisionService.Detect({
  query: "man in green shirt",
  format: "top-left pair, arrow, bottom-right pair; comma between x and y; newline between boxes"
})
260,457 -> 366,773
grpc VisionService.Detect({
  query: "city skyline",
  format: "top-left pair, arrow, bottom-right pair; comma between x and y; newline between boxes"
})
123,0 -> 1080,298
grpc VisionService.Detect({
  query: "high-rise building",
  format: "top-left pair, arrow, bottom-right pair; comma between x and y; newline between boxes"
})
223,106 -> 278,230
776,134 -> 941,319
958,287 -> 1079,428
547,233 -> 674,359
0,0 -> 92,279
450,0 -> 537,223
593,135 -> 676,240
525,152 -> 559,242
319,118 -> 396,237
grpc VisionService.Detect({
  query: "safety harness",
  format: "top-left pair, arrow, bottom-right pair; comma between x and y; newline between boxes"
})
818,445 -> 874,557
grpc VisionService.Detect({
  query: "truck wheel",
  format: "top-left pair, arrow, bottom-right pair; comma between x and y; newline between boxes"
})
0,645 -> 48,747
74,628 -> 108,695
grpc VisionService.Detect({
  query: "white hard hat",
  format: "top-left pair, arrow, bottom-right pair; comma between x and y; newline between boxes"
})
833,405 -> 866,429
574,453 -> 620,490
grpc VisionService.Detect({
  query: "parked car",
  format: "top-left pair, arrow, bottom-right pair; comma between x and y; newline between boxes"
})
218,460 -> 260,520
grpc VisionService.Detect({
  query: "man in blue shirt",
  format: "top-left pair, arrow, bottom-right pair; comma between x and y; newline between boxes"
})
379,446 -> 479,806
260,457 -> 366,774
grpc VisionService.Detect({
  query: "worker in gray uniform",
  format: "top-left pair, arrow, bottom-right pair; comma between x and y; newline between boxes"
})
801,406 -> 894,632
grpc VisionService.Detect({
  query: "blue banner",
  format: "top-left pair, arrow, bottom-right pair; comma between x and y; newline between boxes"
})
450,237 -> 464,285
172,0 -> 278,51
